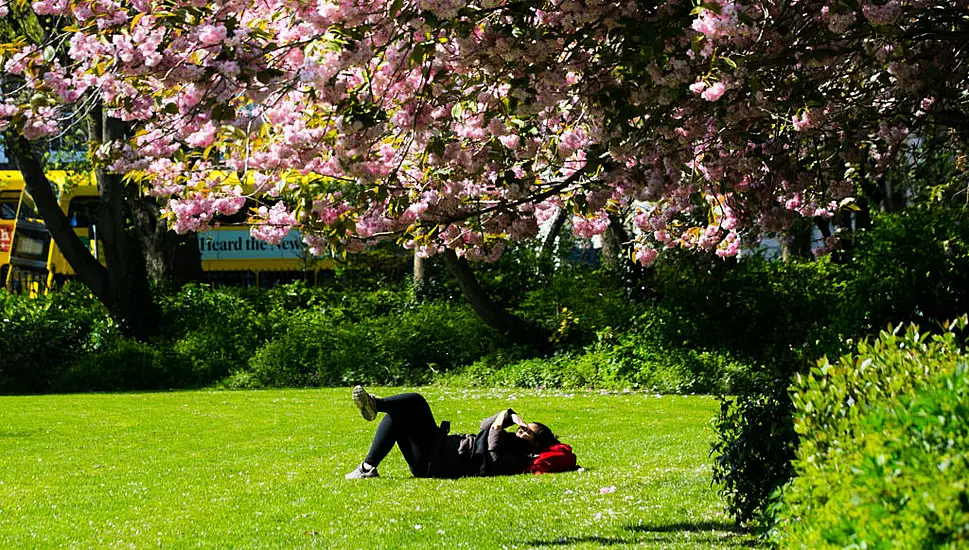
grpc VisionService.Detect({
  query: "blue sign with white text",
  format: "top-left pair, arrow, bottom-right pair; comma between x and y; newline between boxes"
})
198,229 -> 304,260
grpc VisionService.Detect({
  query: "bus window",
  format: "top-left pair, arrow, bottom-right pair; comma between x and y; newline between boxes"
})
12,226 -> 49,262
0,191 -> 18,220
67,197 -> 99,228
17,193 -> 41,222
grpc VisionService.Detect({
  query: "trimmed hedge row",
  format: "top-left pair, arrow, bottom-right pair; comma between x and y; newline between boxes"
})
771,318 -> 969,548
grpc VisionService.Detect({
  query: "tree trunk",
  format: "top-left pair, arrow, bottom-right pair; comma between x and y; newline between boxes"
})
87,110 -> 161,340
441,249 -> 550,349
131,196 -> 203,291
538,207 -> 567,271
412,251 -> 429,303
780,217 -> 813,262
600,214 -> 628,271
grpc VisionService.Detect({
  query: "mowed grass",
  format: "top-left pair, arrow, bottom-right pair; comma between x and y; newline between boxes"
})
0,388 -> 758,549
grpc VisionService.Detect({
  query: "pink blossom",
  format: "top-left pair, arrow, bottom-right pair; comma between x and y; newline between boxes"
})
31,0 -> 70,16
634,246 -> 659,267
862,1 -> 901,25
213,197 -> 246,216
557,127 -> 589,157
572,212 -> 610,238
250,202 -> 297,244
792,111 -> 815,132
198,24 -> 228,47
701,82 -> 726,102
823,11 -> 856,33
498,134 -> 520,150
186,122 -> 218,148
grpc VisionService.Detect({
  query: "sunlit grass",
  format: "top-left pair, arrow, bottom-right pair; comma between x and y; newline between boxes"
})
0,388 -> 758,548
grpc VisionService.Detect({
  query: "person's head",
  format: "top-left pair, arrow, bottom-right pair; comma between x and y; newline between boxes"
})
516,422 -> 559,450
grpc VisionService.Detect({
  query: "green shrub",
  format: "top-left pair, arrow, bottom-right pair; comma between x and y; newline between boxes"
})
0,283 -> 119,394
711,381 -> 797,528
54,338 -> 181,392
773,318 -> 969,548
456,353 -> 603,389
515,266 -> 642,347
244,301 -> 506,388
443,317 -> 751,393
160,284 -> 267,386
695,253 -> 851,527
437,346 -> 537,387
701,207 -> 969,527
593,312 -> 752,393
245,310 -> 378,387
648,253 -> 850,371
847,207 -> 969,333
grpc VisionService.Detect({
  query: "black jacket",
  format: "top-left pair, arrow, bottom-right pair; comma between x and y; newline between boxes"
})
425,409 -> 534,478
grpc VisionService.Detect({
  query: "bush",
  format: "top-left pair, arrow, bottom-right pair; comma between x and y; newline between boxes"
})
593,311 -> 753,393
705,206 -> 969,527
0,283 -> 119,394
648,253 -> 851,371
159,284 -> 267,386
846,206 -> 969,333
711,381 -> 797,528
246,310 -> 385,387
516,266 -> 644,348
444,314 -> 752,393
242,301 -> 507,388
449,352 -> 605,389
55,338 -> 182,392
772,318 -> 969,547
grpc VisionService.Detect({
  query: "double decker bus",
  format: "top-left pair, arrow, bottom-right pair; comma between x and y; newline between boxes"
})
1,168 -> 333,293
47,180 -> 334,288
0,171 -> 51,295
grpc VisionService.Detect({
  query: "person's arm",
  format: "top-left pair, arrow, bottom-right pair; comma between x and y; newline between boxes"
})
477,408 -> 529,474
481,408 -> 528,432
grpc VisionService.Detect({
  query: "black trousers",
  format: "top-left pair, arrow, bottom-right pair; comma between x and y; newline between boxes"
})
365,393 -> 440,476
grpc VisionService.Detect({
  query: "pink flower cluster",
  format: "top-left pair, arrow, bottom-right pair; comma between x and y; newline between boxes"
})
250,202 -> 298,244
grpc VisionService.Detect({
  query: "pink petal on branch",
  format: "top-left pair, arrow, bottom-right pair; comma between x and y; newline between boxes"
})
701,82 -> 726,101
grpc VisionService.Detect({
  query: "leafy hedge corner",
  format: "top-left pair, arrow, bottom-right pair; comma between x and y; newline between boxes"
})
771,316 -> 969,548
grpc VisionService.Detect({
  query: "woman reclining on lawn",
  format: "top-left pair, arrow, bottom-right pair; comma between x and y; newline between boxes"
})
345,386 -> 576,479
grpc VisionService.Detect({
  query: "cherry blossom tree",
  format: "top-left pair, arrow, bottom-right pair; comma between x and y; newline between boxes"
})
1,0 -> 967,336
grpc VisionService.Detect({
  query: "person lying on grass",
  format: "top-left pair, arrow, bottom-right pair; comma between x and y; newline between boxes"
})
345,386 -> 576,479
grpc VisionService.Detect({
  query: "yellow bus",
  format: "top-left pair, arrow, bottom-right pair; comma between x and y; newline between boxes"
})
44,173 -> 335,288
2,169 -> 333,292
0,171 -> 51,295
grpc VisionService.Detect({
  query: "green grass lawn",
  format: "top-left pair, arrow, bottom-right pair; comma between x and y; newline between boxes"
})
0,388 -> 758,549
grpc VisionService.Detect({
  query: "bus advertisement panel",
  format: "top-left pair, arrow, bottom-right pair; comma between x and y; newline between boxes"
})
0,222 -> 12,254
197,227 -> 322,273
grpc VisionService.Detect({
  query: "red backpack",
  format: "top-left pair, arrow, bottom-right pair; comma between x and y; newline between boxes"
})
525,443 -> 579,474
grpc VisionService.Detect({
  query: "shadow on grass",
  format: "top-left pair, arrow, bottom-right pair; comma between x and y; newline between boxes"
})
522,520 -> 755,548
521,536 -> 632,547
628,520 -> 742,534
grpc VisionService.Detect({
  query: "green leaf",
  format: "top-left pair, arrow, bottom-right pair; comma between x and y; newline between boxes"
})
212,103 -> 235,121
256,68 -> 283,85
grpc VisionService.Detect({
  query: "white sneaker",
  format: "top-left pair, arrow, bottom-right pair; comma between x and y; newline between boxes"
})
345,462 -> 379,479
352,385 -> 378,421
